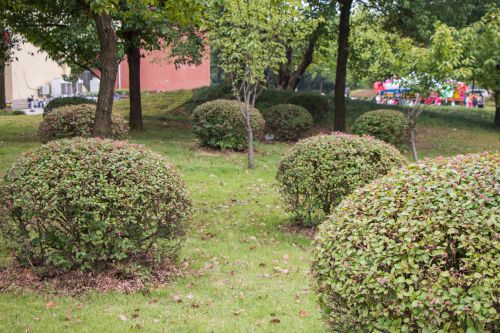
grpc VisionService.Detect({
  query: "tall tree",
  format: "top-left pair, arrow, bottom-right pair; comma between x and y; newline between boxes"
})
333,0 -> 352,131
0,26 -> 21,109
402,22 -> 472,160
4,0 -> 119,136
92,8 -> 119,137
329,0 -> 495,131
462,7 -> 500,127
346,9 -> 416,84
116,1 -> 204,130
207,0 -> 315,168
378,0 -> 496,43
4,0 -> 204,133
277,0 -> 335,91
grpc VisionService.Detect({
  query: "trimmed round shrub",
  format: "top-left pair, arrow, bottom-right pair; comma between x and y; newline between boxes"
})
351,109 -> 408,147
0,138 -> 192,271
286,92 -> 330,121
190,99 -> 265,151
44,96 -> 96,115
276,133 -> 406,224
312,152 -> 499,332
261,104 -> 313,141
37,104 -> 128,143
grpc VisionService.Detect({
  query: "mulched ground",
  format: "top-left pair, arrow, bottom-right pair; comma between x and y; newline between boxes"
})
0,260 -> 184,295
279,224 -> 317,240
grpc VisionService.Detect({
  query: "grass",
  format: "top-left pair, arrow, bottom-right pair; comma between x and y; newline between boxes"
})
0,90 -> 499,333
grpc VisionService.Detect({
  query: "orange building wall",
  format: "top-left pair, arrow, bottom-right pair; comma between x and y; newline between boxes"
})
115,49 -> 210,91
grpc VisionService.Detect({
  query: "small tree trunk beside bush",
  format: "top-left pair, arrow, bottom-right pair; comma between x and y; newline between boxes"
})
234,75 -> 260,169
495,89 -> 500,128
406,95 -> 424,161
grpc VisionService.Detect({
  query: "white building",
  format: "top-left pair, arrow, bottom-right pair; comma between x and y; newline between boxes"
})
3,41 -> 98,109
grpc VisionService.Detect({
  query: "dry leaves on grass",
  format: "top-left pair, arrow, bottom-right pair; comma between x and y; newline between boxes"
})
0,259 -> 183,295
44,301 -> 57,308
298,310 -> 309,318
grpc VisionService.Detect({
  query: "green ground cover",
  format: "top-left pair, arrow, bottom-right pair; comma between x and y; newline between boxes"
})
0,90 -> 498,332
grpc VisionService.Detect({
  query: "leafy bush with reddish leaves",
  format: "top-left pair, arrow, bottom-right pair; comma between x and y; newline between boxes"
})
351,109 -> 408,147
190,99 -> 265,150
37,104 -> 128,143
0,138 -> 192,271
312,152 -> 500,332
276,133 -> 406,224
44,96 -> 96,115
261,104 -> 313,141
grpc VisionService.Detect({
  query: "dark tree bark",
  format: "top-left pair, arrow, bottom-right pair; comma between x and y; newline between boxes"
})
278,23 -> 324,91
333,0 -> 353,132
495,90 -> 499,128
92,11 -> 118,138
495,64 -> 500,128
0,26 -> 6,110
0,62 -> 5,109
124,31 -> 143,130
277,47 -> 293,89
212,49 -> 223,84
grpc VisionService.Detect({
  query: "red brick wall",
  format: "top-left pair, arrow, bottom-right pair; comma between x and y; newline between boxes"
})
115,49 -> 210,91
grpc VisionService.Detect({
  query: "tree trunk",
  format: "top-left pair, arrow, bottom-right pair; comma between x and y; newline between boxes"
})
215,66 -> 223,84
0,25 -> 6,110
333,0 -> 353,132
406,99 -> 423,162
213,50 -> 223,84
278,47 -> 293,89
409,127 -> 418,161
124,31 -> 143,130
245,115 -> 255,169
278,24 -> 324,91
92,11 -> 118,138
495,90 -> 500,128
0,62 -> 5,109
319,77 -> 324,94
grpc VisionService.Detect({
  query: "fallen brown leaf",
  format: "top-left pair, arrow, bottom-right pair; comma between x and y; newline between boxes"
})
44,301 -> 57,309
273,266 -> 289,274
299,310 -> 309,318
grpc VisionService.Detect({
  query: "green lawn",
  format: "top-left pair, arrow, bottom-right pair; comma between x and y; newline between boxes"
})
0,91 -> 498,333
